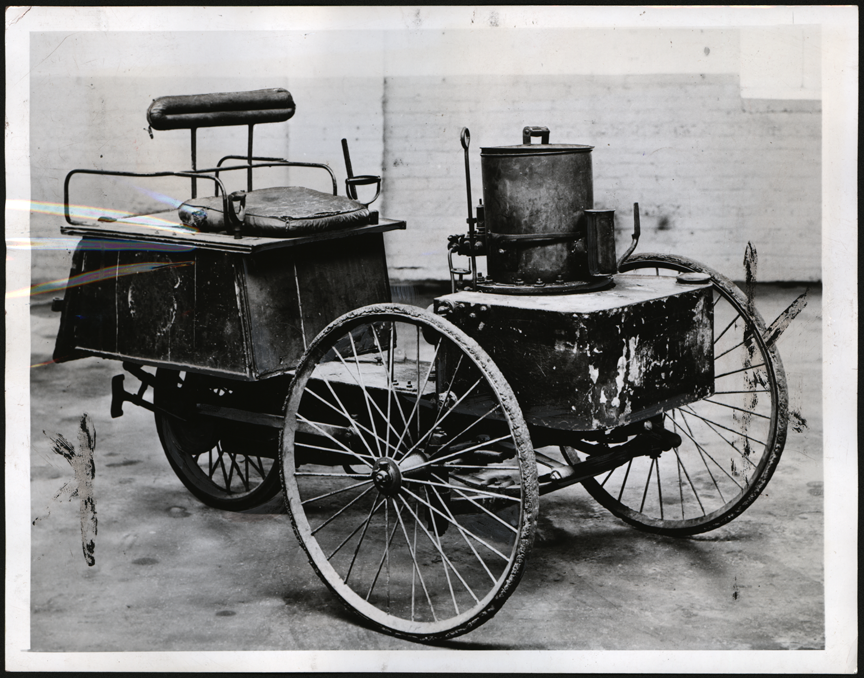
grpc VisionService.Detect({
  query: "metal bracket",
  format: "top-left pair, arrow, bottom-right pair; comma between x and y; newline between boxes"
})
110,363 -> 186,421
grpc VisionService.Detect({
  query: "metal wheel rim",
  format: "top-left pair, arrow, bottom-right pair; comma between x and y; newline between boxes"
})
155,370 -> 281,507
567,254 -> 788,535
281,304 -> 539,640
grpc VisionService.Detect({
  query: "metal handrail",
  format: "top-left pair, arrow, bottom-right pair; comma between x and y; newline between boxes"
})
213,155 -> 338,196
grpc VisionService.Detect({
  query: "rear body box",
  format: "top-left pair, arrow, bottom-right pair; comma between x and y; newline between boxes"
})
54,227 -> 398,380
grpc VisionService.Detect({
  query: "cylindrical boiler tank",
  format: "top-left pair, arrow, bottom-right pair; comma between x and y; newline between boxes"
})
480,126 -> 614,293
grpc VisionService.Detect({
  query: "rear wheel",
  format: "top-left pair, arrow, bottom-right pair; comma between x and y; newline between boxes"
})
154,370 -> 285,511
281,304 -> 539,642
564,254 -> 788,536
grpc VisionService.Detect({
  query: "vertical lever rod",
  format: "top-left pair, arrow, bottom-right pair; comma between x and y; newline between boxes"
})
460,127 -> 477,290
341,138 -> 357,199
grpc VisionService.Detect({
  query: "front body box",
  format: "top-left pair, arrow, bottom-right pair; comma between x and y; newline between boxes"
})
436,274 -> 714,432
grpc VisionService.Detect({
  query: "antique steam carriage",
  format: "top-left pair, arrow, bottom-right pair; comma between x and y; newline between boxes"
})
54,89 -> 787,641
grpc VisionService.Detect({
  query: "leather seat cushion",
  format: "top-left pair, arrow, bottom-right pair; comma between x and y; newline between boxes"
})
178,186 -> 370,237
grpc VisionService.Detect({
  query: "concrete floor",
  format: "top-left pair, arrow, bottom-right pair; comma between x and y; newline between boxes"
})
26,283 -> 823,656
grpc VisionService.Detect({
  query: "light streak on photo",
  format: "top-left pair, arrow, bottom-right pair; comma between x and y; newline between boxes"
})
6,260 -> 194,300
7,199 -> 199,233
6,238 -> 195,253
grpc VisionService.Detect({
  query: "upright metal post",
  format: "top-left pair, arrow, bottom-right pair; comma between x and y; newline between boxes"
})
247,124 -> 255,192
190,127 -> 197,199
460,128 -> 477,290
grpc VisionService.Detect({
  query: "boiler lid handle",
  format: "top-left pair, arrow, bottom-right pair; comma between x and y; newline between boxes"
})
523,126 -> 550,144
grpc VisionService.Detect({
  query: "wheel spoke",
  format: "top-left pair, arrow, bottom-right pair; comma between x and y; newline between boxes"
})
406,474 -> 520,503
345,492 -> 384,584
396,377 -> 485,462
395,493 -> 481,604
303,386 -> 400,458
295,470 -> 369,478
319,373 -> 384,460
335,340 -> 412,454
425,487 -> 460,616
390,498 -> 437,620
617,458 -> 633,502
217,446 -> 230,488
345,332 -> 383,457
714,363 -> 767,380
399,484 -> 510,562
391,339 -> 443,460
670,412 -> 707,516
670,413 -> 735,497
411,497 -> 418,621
409,433 -> 512,473
422,402 -> 504,464
700,398 -> 770,419
369,323 -> 412,440
299,478 -> 374,506
675,446 -> 685,519
681,406 -> 768,449
326,494 -> 386,562
229,453 -> 250,492
296,413 -> 375,468
654,455 -> 663,520
639,457 -> 654,513
430,472 -> 520,534
225,452 -> 236,489
714,335 -> 758,361
428,483 -> 498,584
714,311 -> 741,345
681,408 -> 761,471
363,500 -> 402,601
431,351 -> 465,429
312,485 -> 375,536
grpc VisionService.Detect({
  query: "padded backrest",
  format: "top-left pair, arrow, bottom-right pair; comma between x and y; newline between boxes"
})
147,88 -> 295,130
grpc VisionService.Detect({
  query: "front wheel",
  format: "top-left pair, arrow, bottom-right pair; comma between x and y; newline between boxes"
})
281,304 -> 539,642
564,254 -> 788,536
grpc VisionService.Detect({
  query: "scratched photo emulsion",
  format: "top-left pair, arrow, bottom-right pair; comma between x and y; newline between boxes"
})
26,20 -> 824,655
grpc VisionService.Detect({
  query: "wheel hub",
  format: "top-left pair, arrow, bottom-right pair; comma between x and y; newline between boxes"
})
371,457 -> 403,496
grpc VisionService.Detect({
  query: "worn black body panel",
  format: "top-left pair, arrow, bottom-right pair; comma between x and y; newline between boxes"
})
54,232 -> 392,380
436,274 -> 714,431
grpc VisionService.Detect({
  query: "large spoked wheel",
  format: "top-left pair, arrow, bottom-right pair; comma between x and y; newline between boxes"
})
154,369 -> 285,511
281,304 -> 539,642
564,253 -> 788,536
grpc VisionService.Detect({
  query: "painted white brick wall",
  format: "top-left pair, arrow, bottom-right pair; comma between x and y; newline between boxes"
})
381,74 -> 821,282
29,71 -> 819,286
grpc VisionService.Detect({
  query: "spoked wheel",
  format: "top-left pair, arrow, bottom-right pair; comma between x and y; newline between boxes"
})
281,304 -> 538,642
154,369 -> 285,511
563,254 -> 788,536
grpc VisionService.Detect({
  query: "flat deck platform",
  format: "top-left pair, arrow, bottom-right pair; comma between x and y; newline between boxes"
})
61,213 -> 406,254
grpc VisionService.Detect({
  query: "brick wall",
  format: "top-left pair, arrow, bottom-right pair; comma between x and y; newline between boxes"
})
29,71 -> 820,286
380,74 -> 821,282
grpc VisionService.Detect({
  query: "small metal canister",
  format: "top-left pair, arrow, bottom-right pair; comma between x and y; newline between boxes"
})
481,127 -> 595,285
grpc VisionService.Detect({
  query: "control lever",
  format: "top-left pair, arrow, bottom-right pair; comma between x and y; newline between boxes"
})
341,138 -> 382,207
460,127 -> 478,291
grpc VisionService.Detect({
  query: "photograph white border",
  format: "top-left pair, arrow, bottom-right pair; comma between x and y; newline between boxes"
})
5,6 -> 857,673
